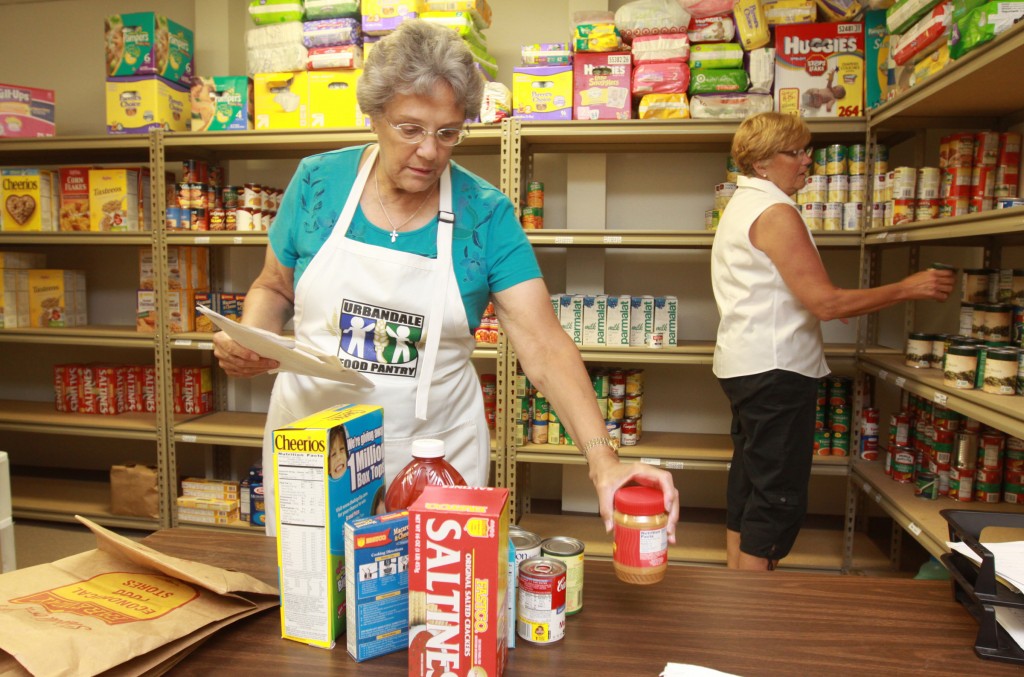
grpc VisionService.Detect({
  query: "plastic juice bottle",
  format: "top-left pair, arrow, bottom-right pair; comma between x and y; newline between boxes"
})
384,438 -> 467,511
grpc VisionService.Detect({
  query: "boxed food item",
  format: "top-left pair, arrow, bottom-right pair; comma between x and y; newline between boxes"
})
176,495 -> 239,524
307,69 -> 363,128
182,477 -> 240,500
58,167 -> 93,231
512,66 -> 573,120
605,294 -> 631,346
362,0 -> 423,35
121,364 -> 156,413
558,293 -> 584,345
654,295 -> 678,346
27,269 -> 87,328
190,76 -> 254,132
629,294 -> 655,347
345,510 -> 410,661
0,83 -> 55,138
1,168 -> 58,232
89,168 -> 151,231
136,289 -> 157,332
582,294 -> 607,346
254,71 -> 309,130
408,485 -> 509,677
173,366 -> 213,415
0,269 -> 30,328
104,12 -> 195,86
106,75 -> 191,134
573,51 -> 632,120
774,22 -> 865,118
139,245 -> 209,290
274,404 -> 386,649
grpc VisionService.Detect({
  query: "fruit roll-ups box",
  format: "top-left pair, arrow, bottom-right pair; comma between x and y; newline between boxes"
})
408,485 -> 509,677
0,82 -> 55,138
345,510 -> 410,661
275,404 -> 385,649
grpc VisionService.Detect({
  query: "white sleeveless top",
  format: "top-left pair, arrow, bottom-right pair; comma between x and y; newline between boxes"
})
711,175 -> 830,379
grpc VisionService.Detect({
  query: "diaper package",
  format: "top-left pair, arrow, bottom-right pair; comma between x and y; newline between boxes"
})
632,62 -> 691,96
886,0 -> 943,34
865,9 -> 890,108
424,0 -> 492,27
687,15 -> 737,42
190,76 -> 253,132
775,22 -> 865,117
303,0 -> 361,19
573,19 -> 623,51
362,0 -> 423,35
949,0 -> 1024,59
763,0 -> 818,24
681,0 -> 740,18
690,92 -> 773,118
249,0 -> 305,25
307,44 -> 363,69
302,17 -> 361,48
521,43 -> 573,65
246,22 -> 308,75
689,43 -> 744,69
631,32 -> 690,62
733,0 -> 771,50
891,2 -> 950,65
104,12 -> 195,87
638,93 -> 691,118
747,47 -> 776,93
254,71 -> 308,129
513,66 -> 573,119
815,0 -> 864,21
573,51 -> 632,119
688,68 -> 750,94
614,0 -> 692,43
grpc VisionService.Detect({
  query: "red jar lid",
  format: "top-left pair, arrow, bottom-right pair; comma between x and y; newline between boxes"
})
614,485 -> 664,516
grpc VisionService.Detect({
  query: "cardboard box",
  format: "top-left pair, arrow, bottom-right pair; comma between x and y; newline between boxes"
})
140,245 -> 209,290
345,511 -> 410,661
308,69 -> 363,128
573,51 -> 632,120
58,167 -> 93,231
136,289 -> 156,332
89,168 -> 149,231
865,10 -> 890,110
512,66 -> 573,120
106,75 -> 190,134
408,485 -> 509,677
582,294 -> 607,346
274,404 -> 386,649
27,269 -> 86,328
0,268 -> 29,328
254,71 -> 309,130
104,12 -> 195,86
362,0 -> 422,35
654,295 -> 678,346
1,168 -> 57,231
173,365 -> 213,414
605,294 -> 631,346
775,22 -> 865,118
629,295 -> 655,347
181,477 -> 241,499
558,293 -> 583,345
0,252 -> 45,269
190,76 -> 253,132
0,82 -> 55,138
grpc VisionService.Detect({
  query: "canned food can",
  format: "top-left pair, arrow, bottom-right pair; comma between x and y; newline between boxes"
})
979,431 -> 1005,469
625,369 -> 645,396
804,175 -> 827,203
235,207 -> 253,231
221,185 -> 241,210
609,370 -> 626,398
625,393 -> 643,418
802,202 -> 824,230
823,202 -> 843,231
915,471 -> 938,499
891,412 -> 911,446
517,557 -> 567,644
164,206 -> 181,230
705,209 -> 720,230
848,144 -> 866,175
527,181 -> 544,208
848,174 -> 867,203
511,528 -> 543,565
621,418 -> 638,446
892,199 -> 915,225
814,429 -> 831,455
540,537 -> 584,615
905,332 -> 935,368
813,147 -> 827,174
975,131 -> 1000,166
592,371 -> 609,398
521,205 -> 544,230
826,144 -> 848,175
606,420 -> 621,447
531,420 -> 549,444
842,202 -> 863,231
917,167 -> 941,199
827,174 -> 849,203
891,445 -> 915,482
891,167 -> 917,199
916,199 -> 940,222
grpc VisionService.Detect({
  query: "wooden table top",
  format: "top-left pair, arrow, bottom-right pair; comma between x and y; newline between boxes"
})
142,528 -> 1022,676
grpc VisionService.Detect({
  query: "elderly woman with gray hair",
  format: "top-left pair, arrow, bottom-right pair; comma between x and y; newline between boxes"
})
215,20 -> 679,538
711,112 -> 954,570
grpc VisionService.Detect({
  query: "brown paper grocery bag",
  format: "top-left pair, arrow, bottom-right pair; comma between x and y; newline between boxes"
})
110,464 -> 160,519
0,516 -> 279,677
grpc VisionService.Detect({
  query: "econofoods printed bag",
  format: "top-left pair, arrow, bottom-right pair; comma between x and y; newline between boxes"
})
0,517 -> 278,677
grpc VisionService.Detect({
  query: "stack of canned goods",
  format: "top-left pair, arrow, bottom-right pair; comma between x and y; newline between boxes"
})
165,158 -> 283,232
813,376 -> 853,456
520,180 -> 544,230
705,156 -> 739,230
906,328 -> 1024,398
480,373 -> 497,432
882,394 -> 1023,503
509,525 -> 585,646
473,301 -> 500,345
796,143 -> 870,232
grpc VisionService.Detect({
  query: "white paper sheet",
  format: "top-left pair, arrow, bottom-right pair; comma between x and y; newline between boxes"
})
661,665 -> 740,677
947,540 -> 1024,592
197,305 -> 374,388
995,606 -> 1024,654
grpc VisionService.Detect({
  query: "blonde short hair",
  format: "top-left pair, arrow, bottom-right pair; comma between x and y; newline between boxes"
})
731,112 -> 811,177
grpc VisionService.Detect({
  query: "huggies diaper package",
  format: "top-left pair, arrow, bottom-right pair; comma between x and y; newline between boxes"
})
573,51 -> 632,120
774,22 -> 865,118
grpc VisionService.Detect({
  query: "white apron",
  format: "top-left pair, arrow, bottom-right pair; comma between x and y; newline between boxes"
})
260,145 -> 489,536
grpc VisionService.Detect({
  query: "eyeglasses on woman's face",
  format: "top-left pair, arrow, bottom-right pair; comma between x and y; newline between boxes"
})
384,117 -> 468,146
777,146 -> 814,159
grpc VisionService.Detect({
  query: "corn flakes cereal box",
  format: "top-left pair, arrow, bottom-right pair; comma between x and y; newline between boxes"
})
106,76 -> 190,135
408,485 -> 509,677
190,76 -> 253,132
1,168 -> 56,232
28,269 -> 86,328
0,83 -> 55,138
775,22 -> 865,118
307,69 -> 363,129
59,167 -> 93,231
345,510 -> 410,661
0,268 -> 29,328
104,12 -> 194,86
573,51 -> 632,120
274,404 -> 386,649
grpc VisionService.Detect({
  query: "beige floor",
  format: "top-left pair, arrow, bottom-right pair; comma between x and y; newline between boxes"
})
7,519 -> 149,571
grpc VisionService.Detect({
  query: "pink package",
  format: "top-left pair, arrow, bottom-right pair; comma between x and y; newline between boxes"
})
632,62 -> 691,97
574,51 -> 633,120
632,32 -> 691,63
0,82 -> 55,137
891,3 -> 950,66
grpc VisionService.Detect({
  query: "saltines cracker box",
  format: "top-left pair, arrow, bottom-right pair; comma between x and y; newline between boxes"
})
408,485 -> 509,677
774,22 -> 865,118
274,403 -> 385,649
345,510 -> 410,662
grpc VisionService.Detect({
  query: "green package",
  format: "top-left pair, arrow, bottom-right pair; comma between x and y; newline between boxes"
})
950,1 -> 1024,59
688,69 -> 750,95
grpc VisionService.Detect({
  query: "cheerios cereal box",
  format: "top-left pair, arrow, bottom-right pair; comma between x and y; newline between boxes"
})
1,168 -> 57,232
104,12 -> 194,87
274,404 -> 385,649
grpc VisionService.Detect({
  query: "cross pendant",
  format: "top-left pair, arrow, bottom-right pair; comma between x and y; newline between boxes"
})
390,228 -> 398,243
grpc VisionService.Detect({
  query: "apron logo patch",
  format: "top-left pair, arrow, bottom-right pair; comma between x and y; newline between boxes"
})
338,299 -> 423,377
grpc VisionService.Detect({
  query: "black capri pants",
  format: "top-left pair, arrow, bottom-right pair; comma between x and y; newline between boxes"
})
718,369 -> 819,561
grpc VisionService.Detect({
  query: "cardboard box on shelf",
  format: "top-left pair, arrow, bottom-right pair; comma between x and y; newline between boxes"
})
104,12 -> 194,86
1,168 -> 58,232
27,269 -> 87,328
307,69 -> 363,128
190,76 -> 253,132
0,269 -> 30,328
254,71 -> 308,130
106,76 -> 190,134
89,168 -> 145,231
573,51 -> 632,120
173,365 -> 213,415
139,245 -> 209,290
775,22 -> 865,118
513,65 -> 573,120
58,167 -> 94,231
0,82 -> 55,138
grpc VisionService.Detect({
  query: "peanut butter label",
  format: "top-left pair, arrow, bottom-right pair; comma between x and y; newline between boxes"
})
10,572 -> 199,624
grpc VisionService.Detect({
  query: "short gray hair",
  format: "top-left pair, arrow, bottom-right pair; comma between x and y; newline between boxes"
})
357,20 -> 484,120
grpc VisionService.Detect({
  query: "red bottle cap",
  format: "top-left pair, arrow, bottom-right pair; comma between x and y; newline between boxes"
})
613,485 -> 664,516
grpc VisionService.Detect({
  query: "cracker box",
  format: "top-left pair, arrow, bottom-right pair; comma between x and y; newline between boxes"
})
345,510 -> 410,662
28,269 -> 86,328
254,71 -> 309,130
58,167 -> 93,231
190,76 -> 253,132
104,12 -> 195,86
408,485 -> 509,677
775,22 -> 865,118
274,404 -> 386,649
308,69 -> 363,128
573,51 -> 632,120
0,83 -> 55,138
1,168 -> 57,232
512,66 -> 573,120
106,76 -> 190,134
173,366 -> 213,415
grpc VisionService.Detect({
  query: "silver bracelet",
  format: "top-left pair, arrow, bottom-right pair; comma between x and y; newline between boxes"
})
579,436 -> 617,461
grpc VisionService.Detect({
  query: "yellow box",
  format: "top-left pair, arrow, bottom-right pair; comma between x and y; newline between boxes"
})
138,245 -> 209,290
181,477 -> 239,499
254,71 -> 308,130
307,69 -> 363,129
89,168 -> 151,231
136,289 -> 156,332
106,75 -> 190,134
176,495 -> 239,511
1,168 -> 57,231
0,269 -> 30,328
28,269 -> 87,328
512,66 -> 573,120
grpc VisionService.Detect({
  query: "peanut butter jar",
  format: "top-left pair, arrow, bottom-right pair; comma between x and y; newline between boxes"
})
612,485 -> 668,585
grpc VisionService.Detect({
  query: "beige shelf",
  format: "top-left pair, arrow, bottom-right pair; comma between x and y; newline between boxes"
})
851,458 -> 1024,561
516,430 -> 850,476
0,325 -> 154,348
0,231 -> 151,245
0,134 -> 150,165
0,400 -> 159,440
166,231 -> 269,246
863,206 -> 1024,246
11,474 -> 159,530
526,229 -> 861,249
860,354 -> 1024,440
563,342 -> 862,365
517,512 -> 889,572
169,332 -> 499,359
174,411 -> 267,447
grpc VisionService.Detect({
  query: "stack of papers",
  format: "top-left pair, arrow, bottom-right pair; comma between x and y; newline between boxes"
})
947,540 -> 1024,652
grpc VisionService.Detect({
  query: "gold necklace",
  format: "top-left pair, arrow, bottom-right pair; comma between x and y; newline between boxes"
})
375,163 -> 435,243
